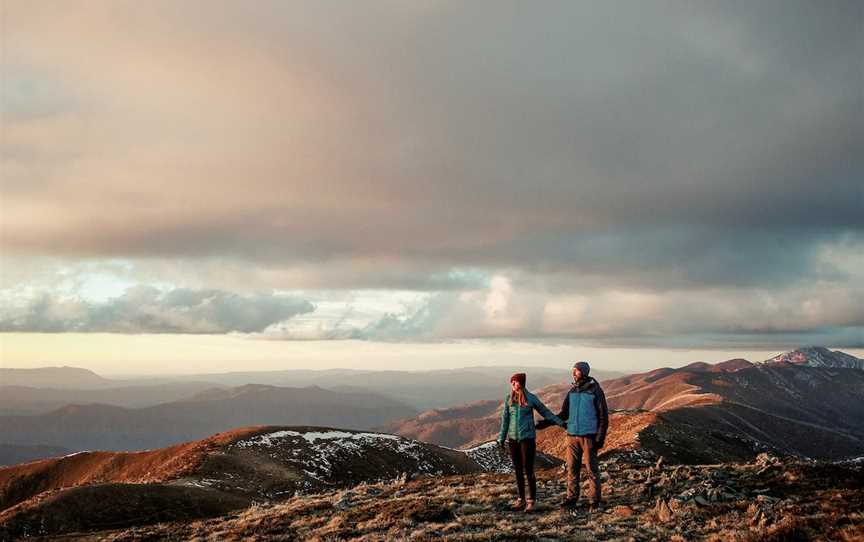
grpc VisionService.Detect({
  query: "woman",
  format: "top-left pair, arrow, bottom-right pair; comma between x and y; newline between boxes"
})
497,373 -> 564,512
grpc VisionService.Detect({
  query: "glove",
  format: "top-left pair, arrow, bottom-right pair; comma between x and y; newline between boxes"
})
595,439 -> 605,450
535,419 -> 552,430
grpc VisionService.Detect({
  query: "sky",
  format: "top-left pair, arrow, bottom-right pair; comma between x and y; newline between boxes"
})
1,1 -> 862,375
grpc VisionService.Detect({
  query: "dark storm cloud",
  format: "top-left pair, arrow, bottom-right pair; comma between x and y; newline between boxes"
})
3,1 -> 861,283
457,228 -> 858,290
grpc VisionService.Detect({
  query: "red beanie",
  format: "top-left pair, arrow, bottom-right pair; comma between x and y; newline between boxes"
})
510,373 -> 526,386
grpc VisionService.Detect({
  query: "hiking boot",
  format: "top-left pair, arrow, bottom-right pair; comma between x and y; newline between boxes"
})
510,498 -> 526,511
588,501 -> 604,513
524,499 -> 535,512
559,497 -> 578,511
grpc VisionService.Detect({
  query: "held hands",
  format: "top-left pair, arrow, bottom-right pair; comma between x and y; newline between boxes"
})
535,419 -> 567,431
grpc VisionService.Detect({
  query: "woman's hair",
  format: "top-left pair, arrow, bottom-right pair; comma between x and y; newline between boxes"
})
509,384 -> 529,407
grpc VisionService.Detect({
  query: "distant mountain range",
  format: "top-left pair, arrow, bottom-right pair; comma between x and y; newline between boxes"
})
0,367 -> 115,389
0,365 -> 620,465
384,348 -> 864,463
155,366 -> 624,410
4,348 -> 860,465
0,382 -> 226,415
0,385 -> 418,452
0,365 -> 624,414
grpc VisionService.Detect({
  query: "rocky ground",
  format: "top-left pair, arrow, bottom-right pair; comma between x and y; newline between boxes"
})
8,452 -> 861,542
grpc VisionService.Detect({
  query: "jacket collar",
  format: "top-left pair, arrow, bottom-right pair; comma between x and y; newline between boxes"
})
570,377 -> 596,392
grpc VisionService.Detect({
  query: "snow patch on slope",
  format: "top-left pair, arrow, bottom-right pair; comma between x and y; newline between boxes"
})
230,428 -> 449,483
464,441 -> 513,473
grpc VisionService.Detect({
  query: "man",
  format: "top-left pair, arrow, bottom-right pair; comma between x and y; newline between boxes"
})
556,361 -> 609,511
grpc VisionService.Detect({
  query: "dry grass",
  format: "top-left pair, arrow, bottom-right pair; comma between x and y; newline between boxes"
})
5,457 -> 862,542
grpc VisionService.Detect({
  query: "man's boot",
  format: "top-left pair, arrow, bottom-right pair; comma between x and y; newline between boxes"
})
559,497 -> 578,511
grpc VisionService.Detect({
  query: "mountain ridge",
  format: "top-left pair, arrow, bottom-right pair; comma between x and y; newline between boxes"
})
384,348 -> 864,463
763,346 -> 864,370
0,367 -> 114,389
0,425 -> 556,538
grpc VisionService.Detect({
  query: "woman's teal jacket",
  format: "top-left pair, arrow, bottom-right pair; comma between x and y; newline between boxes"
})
498,390 -> 564,442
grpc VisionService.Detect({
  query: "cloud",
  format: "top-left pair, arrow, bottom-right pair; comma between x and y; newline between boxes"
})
348,275 -> 864,348
1,1 -> 862,347
0,286 -> 314,334
3,2 -> 860,267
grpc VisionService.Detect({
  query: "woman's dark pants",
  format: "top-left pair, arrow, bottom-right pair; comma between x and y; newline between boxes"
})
508,438 -> 537,502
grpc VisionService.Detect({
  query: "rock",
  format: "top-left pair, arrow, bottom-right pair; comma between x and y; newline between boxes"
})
747,500 -> 775,529
333,491 -> 354,511
609,505 -> 635,518
693,495 -> 710,506
755,494 -> 780,505
750,508 -> 769,528
755,453 -> 782,468
642,480 -> 656,498
709,469 -> 728,481
654,498 -> 674,522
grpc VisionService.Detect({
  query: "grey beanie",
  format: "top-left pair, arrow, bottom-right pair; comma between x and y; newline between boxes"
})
573,361 -> 590,377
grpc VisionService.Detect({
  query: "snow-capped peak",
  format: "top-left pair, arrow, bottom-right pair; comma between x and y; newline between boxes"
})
764,347 -> 863,370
